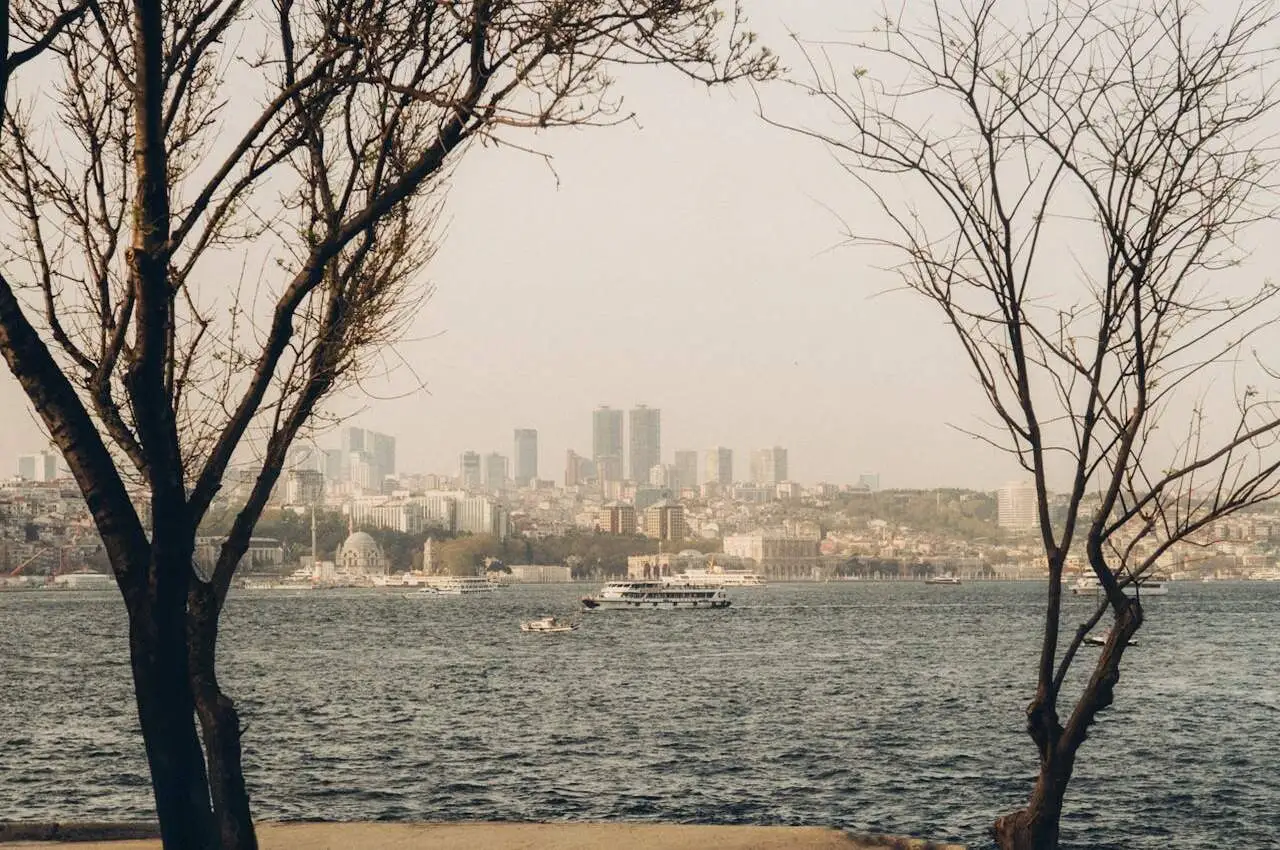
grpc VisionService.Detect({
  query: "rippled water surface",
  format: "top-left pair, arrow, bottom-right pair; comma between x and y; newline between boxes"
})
2,581 -> 1278,848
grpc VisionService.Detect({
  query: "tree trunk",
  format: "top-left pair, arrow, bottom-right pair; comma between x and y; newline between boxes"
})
128,610 -> 217,850
995,601 -> 1143,850
993,759 -> 1068,850
189,586 -> 258,850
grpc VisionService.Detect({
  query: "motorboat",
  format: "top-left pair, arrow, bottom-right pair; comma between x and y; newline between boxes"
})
520,616 -> 579,633
403,587 -> 440,599
1083,629 -> 1139,647
581,580 -> 730,610
924,574 -> 962,585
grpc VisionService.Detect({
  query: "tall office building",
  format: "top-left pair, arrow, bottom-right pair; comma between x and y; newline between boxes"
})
628,405 -> 661,483
565,450 -> 595,487
649,463 -> 679,489
705,447 -> 734,486
16,451 -> 57,482
459,451 -> 482,489
484,453 -> 508,493
341,426 -> 366,456
592,406 -> 624,483
674,450 -> 699,490
370,432 -> 396,480
321,449 -> 344,482
750,447 -> 788,484
340,426 -> 396,490
285,469 -> 324,505
997,480 -> 1039,530
513,429 -> 538,487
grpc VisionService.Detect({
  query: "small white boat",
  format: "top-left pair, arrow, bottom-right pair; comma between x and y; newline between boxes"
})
925,574 -> 962,585
1071,574 -> 1102,595
1083,629 -> 1138,648
520,616 -> 579,633
403,587 -> 440,599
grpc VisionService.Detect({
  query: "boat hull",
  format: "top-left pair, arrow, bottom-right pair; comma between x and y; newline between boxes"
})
581,597 -> 731,610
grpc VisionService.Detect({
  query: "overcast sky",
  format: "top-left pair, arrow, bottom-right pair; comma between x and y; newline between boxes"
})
3,1 -> 1264,490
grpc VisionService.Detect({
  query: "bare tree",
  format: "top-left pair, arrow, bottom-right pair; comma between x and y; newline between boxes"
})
775,1 -> 1280,847
0,1 -> 774,848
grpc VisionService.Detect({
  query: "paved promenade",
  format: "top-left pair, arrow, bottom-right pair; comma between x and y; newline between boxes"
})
0,822 -> 966,849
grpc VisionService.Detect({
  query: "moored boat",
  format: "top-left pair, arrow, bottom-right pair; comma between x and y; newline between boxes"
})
671,567 -> 765,588
924,574 -> 962,585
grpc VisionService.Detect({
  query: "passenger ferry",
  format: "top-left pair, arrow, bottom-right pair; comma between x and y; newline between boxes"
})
924,574 -> 962,585
671,567 -> 766,588
1072,573 -> 1168,596
420,576 -> 497,595
581,580 -> 730,610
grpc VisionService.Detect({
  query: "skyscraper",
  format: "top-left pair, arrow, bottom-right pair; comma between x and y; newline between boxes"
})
592,406 -> 624,483
705,447 -> 733,486
750,447 -> 788,484
459,451 -> 482,489
513,429 -> 538,487
565,450 -> 595,487
484,453 -> 508,493
628,405 -> 660,482
674,450 -> 699,490
370,431 -> 396,479
16,451 -> 57,482
339,426 -> 395,490
997,480 -> 1039,530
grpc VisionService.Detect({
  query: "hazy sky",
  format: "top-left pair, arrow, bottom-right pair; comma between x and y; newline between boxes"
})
5,1 -> 1257,490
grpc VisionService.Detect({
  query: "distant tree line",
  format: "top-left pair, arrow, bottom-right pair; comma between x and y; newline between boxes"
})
832,489 -> 1002,541
199,509 -> 719,577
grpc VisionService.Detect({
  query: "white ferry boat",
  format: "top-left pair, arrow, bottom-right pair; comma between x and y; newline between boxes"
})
581,580 -> 730,610
421,576 -> 497,595
924,574 -> 962,585
1072,573 -> 1168,596
671,567 -> 766,588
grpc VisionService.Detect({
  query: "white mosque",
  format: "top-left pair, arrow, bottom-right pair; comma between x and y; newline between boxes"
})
334,530 -> 388,576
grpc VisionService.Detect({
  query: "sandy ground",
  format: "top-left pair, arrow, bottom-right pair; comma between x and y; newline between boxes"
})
0,822 -> 966,850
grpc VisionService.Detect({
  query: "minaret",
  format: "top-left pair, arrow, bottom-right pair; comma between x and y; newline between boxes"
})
310,504 -> 318,575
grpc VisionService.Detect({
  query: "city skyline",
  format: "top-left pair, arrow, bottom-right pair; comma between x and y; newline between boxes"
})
0,0 -> 1024,491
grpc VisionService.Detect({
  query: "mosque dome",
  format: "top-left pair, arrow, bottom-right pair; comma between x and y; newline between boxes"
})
336,530 -> 387,575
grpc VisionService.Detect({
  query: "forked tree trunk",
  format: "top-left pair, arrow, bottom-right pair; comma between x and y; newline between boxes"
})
993,759 -> 1069,850
127,608 -> 217,850
189,586 -> 258,850
994,601 -> 1142,850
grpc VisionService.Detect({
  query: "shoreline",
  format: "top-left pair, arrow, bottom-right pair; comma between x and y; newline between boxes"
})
0,822 -> 966,849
